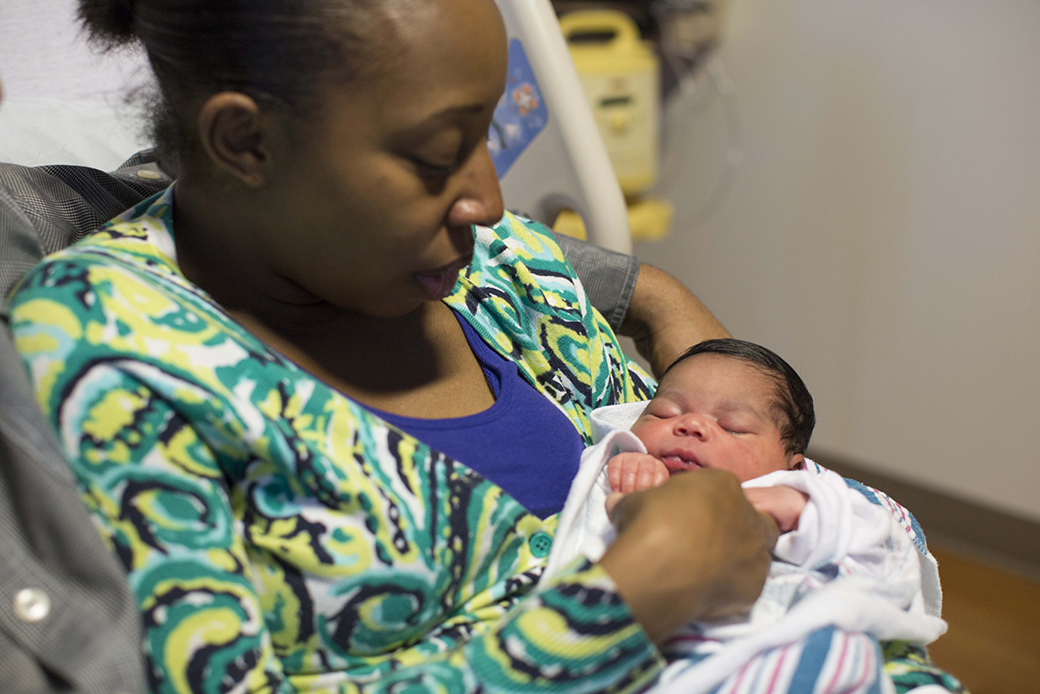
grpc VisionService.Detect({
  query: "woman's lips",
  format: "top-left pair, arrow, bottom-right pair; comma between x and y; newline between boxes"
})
414,255 -> 472,299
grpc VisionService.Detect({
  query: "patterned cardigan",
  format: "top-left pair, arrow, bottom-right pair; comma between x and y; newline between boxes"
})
9,187 -> 661,694
8,186 -> 963,694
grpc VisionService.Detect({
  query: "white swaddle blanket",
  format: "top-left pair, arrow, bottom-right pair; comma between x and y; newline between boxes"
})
544,402 -> 947,694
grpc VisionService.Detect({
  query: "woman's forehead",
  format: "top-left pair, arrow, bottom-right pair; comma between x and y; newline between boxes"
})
342,0 -> 506,116
375,0 -> 506,78
305,0 -> 506,146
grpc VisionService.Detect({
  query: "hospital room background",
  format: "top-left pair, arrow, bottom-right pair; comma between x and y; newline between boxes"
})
1,0 -> 1037,691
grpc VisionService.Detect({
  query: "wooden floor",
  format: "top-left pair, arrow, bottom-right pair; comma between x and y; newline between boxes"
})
927,545 -> 1040,694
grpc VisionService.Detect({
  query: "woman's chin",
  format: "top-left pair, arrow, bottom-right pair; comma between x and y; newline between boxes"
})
329,294 -> 430,320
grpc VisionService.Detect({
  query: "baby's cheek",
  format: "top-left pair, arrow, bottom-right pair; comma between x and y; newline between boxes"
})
628,420 -> 651,443
755,446 -> 794,475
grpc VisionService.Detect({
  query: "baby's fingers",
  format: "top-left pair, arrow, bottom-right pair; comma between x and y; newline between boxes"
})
607,456 -> 625,492
651,460 -> 669,487
743,486 -> 808,534
608,453 -> 670,493
633,456 -> 668,491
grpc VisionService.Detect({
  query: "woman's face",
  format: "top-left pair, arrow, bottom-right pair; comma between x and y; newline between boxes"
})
260,0 -> 508,317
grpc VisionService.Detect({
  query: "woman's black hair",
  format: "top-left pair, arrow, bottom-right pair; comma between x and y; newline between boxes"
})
662,338 -> 816,456
77,0 -> 385,170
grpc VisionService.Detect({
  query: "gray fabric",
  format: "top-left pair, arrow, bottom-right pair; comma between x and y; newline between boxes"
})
549,230 -> 639,332
0,324 -> 147,694
0,152 -> 170,299
0,158 -> 167,694
0,326 -> 147,694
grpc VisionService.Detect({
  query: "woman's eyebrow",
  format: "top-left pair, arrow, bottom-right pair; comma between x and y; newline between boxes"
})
411,103 -> 488,129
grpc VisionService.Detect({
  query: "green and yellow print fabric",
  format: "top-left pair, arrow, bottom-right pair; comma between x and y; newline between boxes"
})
447,212 -> 654,440
883,642 -> 967,694
8,188 -> 661,694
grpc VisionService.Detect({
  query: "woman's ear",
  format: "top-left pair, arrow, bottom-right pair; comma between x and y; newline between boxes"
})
790,454 -> 805,471
197,92 -> 275,188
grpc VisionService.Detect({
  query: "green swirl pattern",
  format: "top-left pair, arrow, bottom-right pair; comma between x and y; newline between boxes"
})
9,188 -> 659,693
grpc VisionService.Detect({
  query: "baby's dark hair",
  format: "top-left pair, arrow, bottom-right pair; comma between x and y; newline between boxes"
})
662,339 -> 815,456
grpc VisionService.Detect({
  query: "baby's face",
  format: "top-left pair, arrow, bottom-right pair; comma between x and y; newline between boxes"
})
630,354 -> 803,483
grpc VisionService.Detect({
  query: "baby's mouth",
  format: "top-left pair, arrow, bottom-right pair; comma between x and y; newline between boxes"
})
660,454 -> 702,474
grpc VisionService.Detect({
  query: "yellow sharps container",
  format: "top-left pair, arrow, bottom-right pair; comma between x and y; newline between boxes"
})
560,10 -> 660,197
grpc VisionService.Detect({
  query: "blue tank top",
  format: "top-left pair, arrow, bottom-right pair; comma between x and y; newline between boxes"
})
372,312 -> 585,518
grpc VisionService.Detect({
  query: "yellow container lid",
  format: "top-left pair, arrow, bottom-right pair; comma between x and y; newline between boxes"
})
560,10 -> 657,75
553,197 -> 674,243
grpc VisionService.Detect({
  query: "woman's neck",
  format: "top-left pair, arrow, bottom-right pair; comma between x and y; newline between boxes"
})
228,301 -> 495,418
170,181 -> 495,418
173,180 -> 339,330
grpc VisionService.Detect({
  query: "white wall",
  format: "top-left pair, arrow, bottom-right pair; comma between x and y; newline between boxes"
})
0,0 -> 142,101
0,0 -> 153,169
637,0 -> 1040,521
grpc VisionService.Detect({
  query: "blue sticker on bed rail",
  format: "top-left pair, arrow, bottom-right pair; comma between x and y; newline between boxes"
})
488,39 -> 549,178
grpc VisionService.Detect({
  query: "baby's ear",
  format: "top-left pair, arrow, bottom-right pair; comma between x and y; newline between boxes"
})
790,453 -> 805,471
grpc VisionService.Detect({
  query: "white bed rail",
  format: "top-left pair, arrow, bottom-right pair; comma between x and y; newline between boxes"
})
493,0 -> 633,254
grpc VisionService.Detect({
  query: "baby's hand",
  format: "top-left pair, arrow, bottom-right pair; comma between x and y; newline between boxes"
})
605,453 -> 670,515
607,452 -> 670,493
742,486 -> 808,534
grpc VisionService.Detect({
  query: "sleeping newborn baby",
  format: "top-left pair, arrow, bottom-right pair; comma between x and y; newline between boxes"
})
606,337 -> 814,531
544,339 -> 947,694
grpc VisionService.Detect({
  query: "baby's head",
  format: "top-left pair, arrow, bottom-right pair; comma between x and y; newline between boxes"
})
630,339 -> 815,482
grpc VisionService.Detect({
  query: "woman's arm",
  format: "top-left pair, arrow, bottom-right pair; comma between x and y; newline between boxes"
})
550,232 -> 728,379
620,263 -> 730,378
10,363 -> 292,693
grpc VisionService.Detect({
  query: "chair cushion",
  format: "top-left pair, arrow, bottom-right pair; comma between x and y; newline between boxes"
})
0,153 -> 167,302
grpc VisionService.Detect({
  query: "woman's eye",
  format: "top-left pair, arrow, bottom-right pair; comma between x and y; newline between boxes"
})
409,156 -> 458,176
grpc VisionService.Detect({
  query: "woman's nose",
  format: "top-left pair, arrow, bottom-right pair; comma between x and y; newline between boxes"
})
673,414 -> 712,440
446,144 -> 505,230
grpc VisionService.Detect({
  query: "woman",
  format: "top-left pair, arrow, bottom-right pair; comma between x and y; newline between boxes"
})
6,1 -> 945,693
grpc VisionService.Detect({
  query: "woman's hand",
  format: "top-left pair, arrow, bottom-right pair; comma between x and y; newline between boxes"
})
598,469 -> 777,644
743,486 -> 808,534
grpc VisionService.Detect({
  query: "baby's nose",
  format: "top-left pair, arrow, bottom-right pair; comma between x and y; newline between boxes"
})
673,413 -> 713,439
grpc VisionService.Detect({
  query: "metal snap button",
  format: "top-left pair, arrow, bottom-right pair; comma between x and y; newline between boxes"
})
529,531 -> 553,558
13,588 -> 51,623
